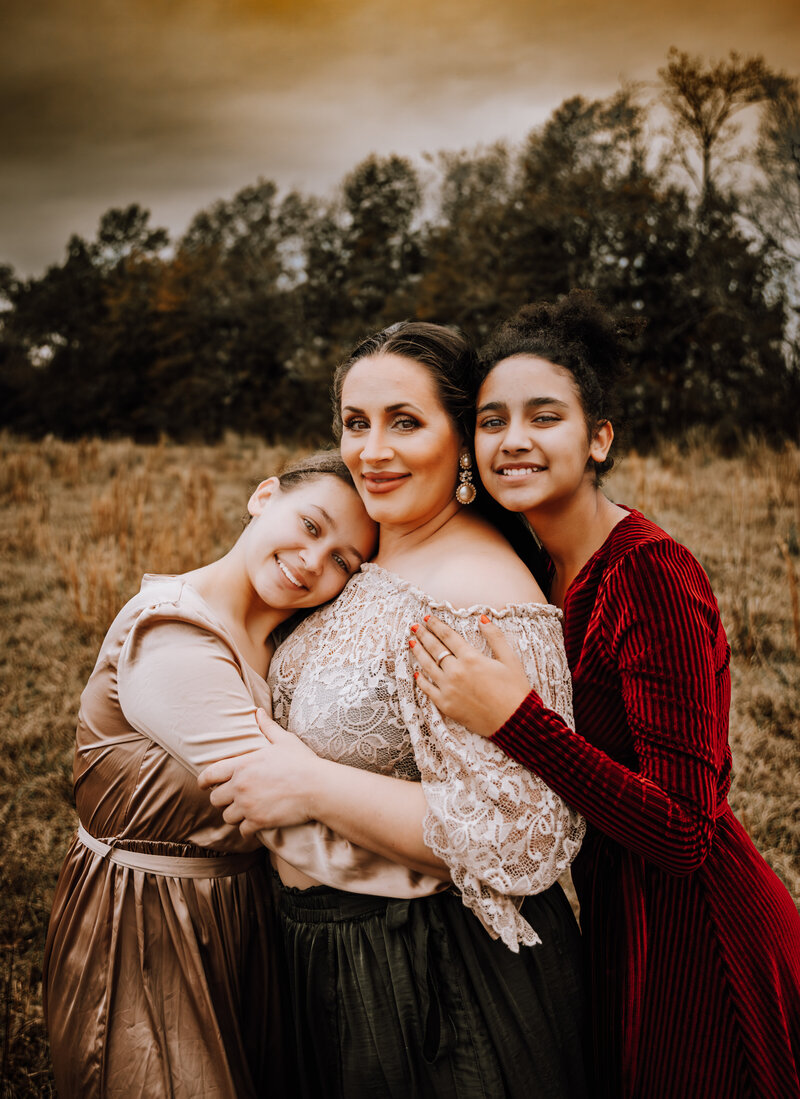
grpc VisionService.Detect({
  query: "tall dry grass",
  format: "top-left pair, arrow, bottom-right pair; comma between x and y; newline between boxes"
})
1,432 -> 798,1094
0,432 -> 292,1096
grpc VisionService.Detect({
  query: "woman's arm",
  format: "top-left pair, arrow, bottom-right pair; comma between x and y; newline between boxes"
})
199,716 -> 449,877
412,540 -> 726,876
119,613 -> 449,883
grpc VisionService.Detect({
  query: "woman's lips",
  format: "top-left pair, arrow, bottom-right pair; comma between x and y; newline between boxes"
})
362,473 -> 410,494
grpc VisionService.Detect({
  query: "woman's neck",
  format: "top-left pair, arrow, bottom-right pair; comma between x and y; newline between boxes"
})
374,498 -> 465,568
528,488 -> 628,606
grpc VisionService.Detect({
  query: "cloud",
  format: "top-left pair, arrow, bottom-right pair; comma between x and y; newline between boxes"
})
1,0 -> 797,272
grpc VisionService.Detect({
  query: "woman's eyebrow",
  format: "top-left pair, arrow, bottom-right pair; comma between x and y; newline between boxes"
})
342,403 -> 423,415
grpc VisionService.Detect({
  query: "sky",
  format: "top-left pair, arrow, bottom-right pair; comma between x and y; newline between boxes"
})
2,0 -> 798,276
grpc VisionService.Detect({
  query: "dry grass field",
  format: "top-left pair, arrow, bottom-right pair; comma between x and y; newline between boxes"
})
1,432 -> 798,1095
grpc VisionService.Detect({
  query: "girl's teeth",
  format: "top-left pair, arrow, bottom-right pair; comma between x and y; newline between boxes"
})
277,559 -> 303,587
501,467 -> 539,476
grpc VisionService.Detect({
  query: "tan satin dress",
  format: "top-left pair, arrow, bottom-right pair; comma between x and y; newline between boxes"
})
43,575 -> 443,1099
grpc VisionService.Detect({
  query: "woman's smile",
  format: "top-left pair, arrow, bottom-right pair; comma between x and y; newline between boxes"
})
362,471 -> 411,494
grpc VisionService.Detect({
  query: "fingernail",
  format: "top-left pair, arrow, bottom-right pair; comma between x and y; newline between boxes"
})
413,671 -> 419,679
423,614 -> 430,623
409,638 -> 416,648
410,623 -> 419,633
480,614 -> 489,623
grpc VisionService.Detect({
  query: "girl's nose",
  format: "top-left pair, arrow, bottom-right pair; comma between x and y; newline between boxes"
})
299,544 -> 325,575
501,420 -> 534,452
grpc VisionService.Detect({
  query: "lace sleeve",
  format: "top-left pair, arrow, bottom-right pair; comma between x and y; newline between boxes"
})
395,605 -> 585,952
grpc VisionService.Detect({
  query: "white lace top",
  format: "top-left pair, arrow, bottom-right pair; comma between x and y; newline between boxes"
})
269,562 -> 585,951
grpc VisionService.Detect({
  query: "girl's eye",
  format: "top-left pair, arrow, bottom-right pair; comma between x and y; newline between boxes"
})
333,553 -> 348,572
302,517 -> 318,536
533,414 -> 559,424
478,417 -> 505,430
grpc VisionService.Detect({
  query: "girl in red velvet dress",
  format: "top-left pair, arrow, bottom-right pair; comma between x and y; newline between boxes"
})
410,291 -> 800,1099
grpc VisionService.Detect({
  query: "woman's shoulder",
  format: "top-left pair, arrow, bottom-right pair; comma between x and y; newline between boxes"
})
388,512 -> 544,610
426,548 -> 545,611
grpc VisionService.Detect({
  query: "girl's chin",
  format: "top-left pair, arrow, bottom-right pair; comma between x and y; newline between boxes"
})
485,481 -> 540,509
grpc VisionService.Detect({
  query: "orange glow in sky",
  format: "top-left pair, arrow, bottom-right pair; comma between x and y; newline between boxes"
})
2,0 -> 797,273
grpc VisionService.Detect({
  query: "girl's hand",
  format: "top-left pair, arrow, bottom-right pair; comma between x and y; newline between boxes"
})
409,615 -> 534,737
198,709 -> 325,836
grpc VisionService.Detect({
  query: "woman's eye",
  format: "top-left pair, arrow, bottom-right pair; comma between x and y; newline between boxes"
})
393,416 -> 419,431
302,517 -> 318,536
533,414 -> 559,424
343,417 -> 368,431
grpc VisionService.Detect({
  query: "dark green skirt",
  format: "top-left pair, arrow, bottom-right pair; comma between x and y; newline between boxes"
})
277,881 -> 589,1098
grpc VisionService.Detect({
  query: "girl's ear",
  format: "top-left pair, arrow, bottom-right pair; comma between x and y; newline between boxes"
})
590,420 -> 614,464
247,477 -> 281,518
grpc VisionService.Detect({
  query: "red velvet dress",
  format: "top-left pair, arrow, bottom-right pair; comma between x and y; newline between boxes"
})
492,510 -> 800,1099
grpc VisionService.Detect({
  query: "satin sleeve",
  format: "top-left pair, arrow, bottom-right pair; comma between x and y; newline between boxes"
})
117,612 -> 447,898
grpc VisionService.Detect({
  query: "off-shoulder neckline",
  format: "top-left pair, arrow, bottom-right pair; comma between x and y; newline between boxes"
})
359,562 -> 562,620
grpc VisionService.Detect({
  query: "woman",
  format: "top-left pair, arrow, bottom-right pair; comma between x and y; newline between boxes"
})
43,452 -> 405,1099
408,292 -> 800,1099
200,322 -> 588,1098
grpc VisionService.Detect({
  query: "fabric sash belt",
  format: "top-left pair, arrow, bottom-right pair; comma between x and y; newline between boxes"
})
77,823 -> 265,878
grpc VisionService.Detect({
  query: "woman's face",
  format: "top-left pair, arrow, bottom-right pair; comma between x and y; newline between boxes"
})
339,353 -> 463,531
474,355 -> 612,517
244,476 -> 377,609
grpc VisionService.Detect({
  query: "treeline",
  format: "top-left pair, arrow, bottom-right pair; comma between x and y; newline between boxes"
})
1,49 -> 799,447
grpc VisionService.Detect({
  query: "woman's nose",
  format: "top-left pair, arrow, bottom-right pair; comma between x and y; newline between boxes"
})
359,429 -> 393,462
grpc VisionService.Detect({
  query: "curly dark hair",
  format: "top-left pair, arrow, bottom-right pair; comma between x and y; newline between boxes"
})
479,290 -> 641,482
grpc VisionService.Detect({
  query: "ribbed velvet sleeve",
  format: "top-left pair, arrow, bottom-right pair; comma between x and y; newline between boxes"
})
491,539 -> 729,876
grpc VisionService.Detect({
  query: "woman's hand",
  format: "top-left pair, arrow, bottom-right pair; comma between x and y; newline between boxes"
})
409,615 -> 534,737
198,710 -> 326,836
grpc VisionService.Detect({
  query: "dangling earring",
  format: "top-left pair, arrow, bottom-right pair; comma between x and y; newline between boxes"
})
456,452 -> 477,505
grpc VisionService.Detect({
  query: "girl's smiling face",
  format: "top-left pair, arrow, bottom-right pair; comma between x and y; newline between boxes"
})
474,354 -> 613,517
243,475 -> 376,610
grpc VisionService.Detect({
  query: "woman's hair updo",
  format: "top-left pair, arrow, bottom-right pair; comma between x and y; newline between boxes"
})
479,290 -> 639,482
331,321 -> 478,442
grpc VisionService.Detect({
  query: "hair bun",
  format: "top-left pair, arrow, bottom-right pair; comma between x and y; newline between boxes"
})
479,289 -> 643,484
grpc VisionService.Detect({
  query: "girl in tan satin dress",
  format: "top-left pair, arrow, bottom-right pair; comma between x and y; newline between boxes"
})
42,452 -> 437,1099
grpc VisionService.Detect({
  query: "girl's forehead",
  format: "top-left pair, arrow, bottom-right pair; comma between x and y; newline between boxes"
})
478,355 -> 576,402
